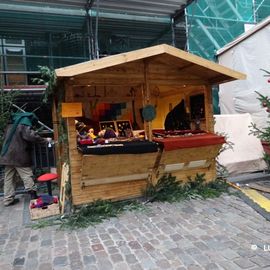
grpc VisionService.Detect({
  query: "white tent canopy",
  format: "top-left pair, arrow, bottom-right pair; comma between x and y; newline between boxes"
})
214,114 -> 266,176
217,16 -> 270,130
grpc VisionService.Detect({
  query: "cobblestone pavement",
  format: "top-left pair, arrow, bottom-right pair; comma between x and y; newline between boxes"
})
1,194 -> 270,270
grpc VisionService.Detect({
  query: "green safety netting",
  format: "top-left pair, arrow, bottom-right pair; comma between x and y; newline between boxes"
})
186,0 -> 270,113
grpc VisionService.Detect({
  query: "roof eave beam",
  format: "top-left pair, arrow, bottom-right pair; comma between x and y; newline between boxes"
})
0,3 -> 86,16
0,3 -> 171,24
88,10 -> 170,23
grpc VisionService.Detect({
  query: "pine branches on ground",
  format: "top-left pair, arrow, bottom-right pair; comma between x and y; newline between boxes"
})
143,173 -> 229,203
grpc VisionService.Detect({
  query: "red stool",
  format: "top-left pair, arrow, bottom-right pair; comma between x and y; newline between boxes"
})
37,173 -> 58,196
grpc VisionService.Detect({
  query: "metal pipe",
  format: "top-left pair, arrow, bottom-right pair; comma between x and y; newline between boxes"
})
0,3 -> 171,23
89,10 -> 95,59
184,8 -> 189,51
196,19 -> 220,50
252,0 -> 257,23
171,17 -> 176,47
185,14 -> 251,23
11,103 -> 54,133
250,0 -> 266,22
225,0 -> 244,21
0,53 -> 87,60
95,0 -> 100,59
85,0 -> 95,60
48,33 -> 54,68
45,145 -> 50,171
39,144 -> 43,171
86,9 -> 92,60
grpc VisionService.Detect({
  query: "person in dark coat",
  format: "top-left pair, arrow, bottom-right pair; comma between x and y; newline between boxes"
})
164,100 -> 191,131
0,112 -> 50,206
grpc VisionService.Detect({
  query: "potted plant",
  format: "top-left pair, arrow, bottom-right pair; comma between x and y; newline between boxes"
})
250,69 -> 270,167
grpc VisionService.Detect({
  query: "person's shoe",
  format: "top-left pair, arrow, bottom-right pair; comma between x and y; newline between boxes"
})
4,198 -> 20,207
29,190 -> 38,200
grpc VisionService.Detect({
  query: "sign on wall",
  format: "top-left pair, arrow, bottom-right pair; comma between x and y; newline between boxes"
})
61,102 -> 82,118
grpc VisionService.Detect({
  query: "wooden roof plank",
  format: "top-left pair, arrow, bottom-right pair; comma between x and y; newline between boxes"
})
55,44 -> 246,84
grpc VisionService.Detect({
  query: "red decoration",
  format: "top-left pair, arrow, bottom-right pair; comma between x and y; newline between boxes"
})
153,133 -> 225,151
37,173 -> 58,182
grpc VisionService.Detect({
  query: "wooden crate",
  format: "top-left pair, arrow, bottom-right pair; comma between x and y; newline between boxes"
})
29,199 -> 60,220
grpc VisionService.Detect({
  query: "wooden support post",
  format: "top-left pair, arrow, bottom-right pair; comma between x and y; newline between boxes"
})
143,60 -> 152,141
204,85 -> 214,132
51,99 -> 62,184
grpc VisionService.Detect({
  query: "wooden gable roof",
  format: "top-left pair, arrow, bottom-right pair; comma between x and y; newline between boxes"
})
55,44 -> 246,85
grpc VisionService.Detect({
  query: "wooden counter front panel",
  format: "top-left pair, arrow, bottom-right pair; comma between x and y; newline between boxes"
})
80,152 -> 157,186
158,144 -> 222,183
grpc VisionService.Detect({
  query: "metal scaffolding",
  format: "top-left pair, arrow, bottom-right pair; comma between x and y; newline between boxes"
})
186,0 -> 270,60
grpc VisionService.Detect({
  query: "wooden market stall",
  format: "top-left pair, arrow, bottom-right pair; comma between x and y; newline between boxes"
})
54,44 -> 245,205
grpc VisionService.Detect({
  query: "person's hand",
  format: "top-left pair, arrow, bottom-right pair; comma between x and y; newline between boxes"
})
46,137 -> 53,148
46,137 -> 52,143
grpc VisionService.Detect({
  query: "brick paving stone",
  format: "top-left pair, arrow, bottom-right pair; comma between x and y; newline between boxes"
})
118,244 -> 132,255
203,263 -> 220,270
170,233 -> 183,242
142,242 -> 155,252
128,241 -> 141,250
107,246 -> 119,254
41,239 -> 52,247
185,247 -> 202,255
54,247 -> 67,257
192,253 -> 210,265
13,257 -> 25,266
38,263 -> 53,270
233,258 -> 256,269
27,249 -> 38,258
221,249 -> 240,260
170,247 -> 184,255
91,243 -> 104,252
0,234 -> 9,240
187,265 -> 203,270
178,253 -> 196,267
217,260 -> 243,270
53,256 -> 68,266
114,261 -> 130,270
155,258 -> 171,269
83,254 -> 96,265
0,264 -> 12,270
250,255 -> 270,268
139,257 -> 156,269
30,235 -> 39,242
125,254 -> 138,264
110,253 -> 123,263
54,239 -> 67,247
193,241 -> 210,251
70,261 -> 83,270
129,263 -> 144,270
24,258 -> 39,270
96,258 -> 113,270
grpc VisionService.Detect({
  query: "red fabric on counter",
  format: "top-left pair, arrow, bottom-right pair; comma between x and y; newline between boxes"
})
153,133 -> 225,151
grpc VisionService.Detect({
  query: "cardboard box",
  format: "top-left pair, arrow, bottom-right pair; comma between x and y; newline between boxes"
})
29,199 -> 60,220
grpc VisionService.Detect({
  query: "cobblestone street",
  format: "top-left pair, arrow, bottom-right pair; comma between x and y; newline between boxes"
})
0,194 -> 270,270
